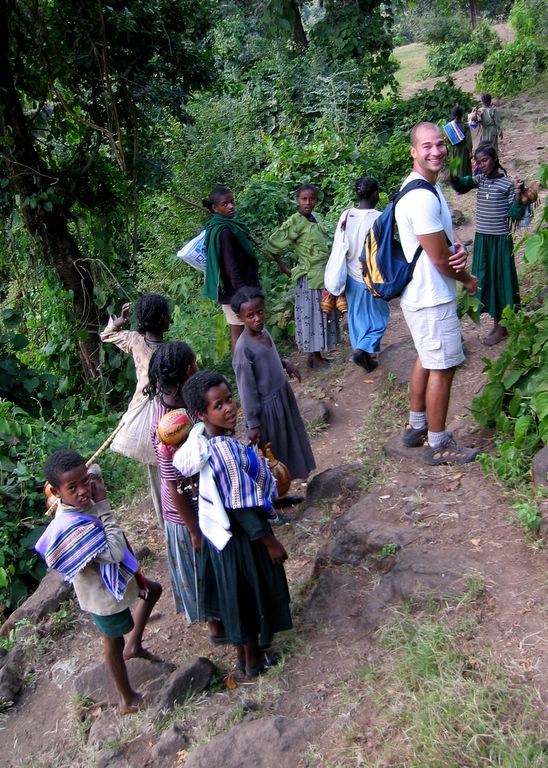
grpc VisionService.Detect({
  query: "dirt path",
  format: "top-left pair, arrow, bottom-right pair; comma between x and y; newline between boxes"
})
1,61 -> 546,768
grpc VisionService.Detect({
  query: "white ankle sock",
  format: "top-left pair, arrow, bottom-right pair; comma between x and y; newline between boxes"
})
427,430 -> 448,448
409,411 -> 427,430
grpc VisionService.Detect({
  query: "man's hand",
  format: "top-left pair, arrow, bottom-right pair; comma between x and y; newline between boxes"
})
449,242 -> 468,273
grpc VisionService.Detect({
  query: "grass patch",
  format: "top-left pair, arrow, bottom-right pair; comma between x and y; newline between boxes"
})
393,43 -> 429,91
353,372 -> 408,465
357,607 -> 548,767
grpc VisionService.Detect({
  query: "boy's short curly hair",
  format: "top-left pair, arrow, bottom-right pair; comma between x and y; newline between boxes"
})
182,371 -> 231,416
43,449 -> 86,487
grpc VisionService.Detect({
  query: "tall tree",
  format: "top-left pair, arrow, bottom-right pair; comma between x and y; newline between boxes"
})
0,0 -> 212,378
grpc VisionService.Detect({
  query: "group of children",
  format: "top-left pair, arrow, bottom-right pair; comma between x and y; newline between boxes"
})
37,105 -> 529,712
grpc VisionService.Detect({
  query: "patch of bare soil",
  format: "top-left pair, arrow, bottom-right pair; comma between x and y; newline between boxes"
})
1,57 -> 546,768
403,23 -> 514,99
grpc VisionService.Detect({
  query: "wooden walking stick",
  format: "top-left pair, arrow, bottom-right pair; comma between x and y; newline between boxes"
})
44,421 -> 126,517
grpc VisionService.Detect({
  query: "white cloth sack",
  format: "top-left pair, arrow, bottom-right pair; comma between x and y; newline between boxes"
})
173,423 -> 232,551
176,230 -> 207,273
110,395 -> 158,465
324,209 -> 349,295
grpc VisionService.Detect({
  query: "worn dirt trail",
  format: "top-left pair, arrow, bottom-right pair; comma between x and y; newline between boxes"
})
1,56 -> 546,768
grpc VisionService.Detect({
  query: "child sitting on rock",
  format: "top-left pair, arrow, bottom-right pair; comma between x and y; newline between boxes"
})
36,450 -> 162,714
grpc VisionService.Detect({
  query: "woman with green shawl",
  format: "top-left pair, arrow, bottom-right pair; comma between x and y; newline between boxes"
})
203,186 -> 261,351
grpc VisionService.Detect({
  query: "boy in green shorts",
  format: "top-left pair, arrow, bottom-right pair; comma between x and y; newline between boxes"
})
36,450 -> 162,714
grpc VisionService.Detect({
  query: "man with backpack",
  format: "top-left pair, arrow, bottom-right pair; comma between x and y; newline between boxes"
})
396,122 -> 479,465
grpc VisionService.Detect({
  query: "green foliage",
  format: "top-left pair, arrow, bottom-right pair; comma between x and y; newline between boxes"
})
513,501 -> 541,533
423,21 -> 500,77
509,0 -> 548,45
415,10 -> 471,46
472,301 -> 548,487
374,543 -> 400,561
369,79 -> 474,140
516,165 -> 548,271
476,39 -> 547,97
0,399 -> 143,611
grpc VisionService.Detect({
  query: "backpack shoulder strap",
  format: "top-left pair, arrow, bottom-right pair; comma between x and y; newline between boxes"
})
395,178 -> 439,204
393,179 -> 448,272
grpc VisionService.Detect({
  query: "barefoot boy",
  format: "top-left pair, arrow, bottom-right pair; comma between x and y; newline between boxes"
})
36,450 -> 162,713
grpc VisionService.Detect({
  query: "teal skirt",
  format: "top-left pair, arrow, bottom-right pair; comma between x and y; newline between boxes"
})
201,509 -> 292,647
471,232 -> 520,320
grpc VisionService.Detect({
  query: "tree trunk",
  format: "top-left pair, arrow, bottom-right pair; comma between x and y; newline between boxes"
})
0,8 -> 100,380
469,0 -> 478,27
290,0 -> 308,50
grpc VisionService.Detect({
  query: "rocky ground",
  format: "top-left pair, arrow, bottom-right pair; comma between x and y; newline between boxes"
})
0,57 -> 546,768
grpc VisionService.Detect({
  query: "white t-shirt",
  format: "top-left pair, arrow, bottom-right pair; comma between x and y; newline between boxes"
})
342,207 -> 382,281
395,172 -> 456,310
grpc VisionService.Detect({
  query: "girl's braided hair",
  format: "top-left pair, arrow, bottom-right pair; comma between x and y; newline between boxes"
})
182,370 -> 230,417
134,293 -> 169,334
354,175 -> 378,201
145,341 -> 196,401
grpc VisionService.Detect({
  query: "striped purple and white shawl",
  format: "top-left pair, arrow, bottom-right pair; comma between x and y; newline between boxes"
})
35,512 -> 138,602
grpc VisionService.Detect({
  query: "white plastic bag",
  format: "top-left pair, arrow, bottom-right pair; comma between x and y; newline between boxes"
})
176,230 -> 207,273
324,210 -> 349,296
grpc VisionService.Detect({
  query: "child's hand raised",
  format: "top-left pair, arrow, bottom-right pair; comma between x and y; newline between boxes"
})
88,467 -> 107,503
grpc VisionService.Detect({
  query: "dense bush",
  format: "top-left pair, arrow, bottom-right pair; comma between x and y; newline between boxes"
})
424,21 -> 500,76
476,39 -> 547,96
509,0 -> 548,45
0,402 -> 142,612
368,79 -> 474,140
415,10 -> 471,46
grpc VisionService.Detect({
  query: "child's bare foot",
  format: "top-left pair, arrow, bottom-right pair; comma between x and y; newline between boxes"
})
483,327 -> 507,346
123,645 -> 162,662
119,691 -> 144,715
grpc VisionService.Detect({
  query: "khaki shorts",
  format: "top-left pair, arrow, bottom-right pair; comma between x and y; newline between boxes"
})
221,303 -> 244,326
402,299 -> 464,370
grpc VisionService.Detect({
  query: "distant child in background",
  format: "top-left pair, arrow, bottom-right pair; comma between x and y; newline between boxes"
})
202,185 -> 261,351
469,93 -> 502,153
146,342 -> 225,641
231,286 -> 315,482
326,176 -> 389,372
36,450 -> 162,714
267,184 -> 340,370
181,371 -> 292,677
100,294 -> 170,524
443,105 -> 473,177
451,141 -> 526,346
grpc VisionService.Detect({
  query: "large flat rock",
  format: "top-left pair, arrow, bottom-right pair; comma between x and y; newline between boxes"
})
185,715 -> 324,768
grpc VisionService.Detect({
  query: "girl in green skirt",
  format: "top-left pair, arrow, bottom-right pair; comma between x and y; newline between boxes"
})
450,142 -> 526,346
